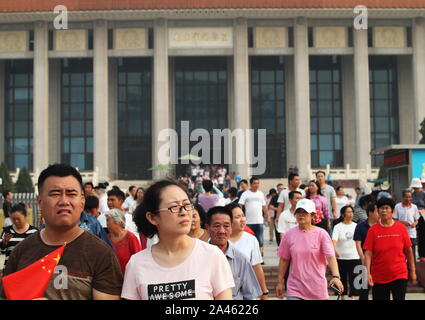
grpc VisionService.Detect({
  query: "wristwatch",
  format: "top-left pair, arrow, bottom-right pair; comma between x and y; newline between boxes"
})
332,275 -> 341,279
262,291 -> 269,296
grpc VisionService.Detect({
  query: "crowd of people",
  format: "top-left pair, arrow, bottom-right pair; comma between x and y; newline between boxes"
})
0,164 -> 423,300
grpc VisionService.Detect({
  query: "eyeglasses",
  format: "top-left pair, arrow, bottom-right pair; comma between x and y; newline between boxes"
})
157,203 -> 195,214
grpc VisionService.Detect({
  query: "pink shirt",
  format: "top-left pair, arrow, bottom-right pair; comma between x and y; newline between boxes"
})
278,227 -> 335,300
308,195 -> 330,220
121,239 -> 234,300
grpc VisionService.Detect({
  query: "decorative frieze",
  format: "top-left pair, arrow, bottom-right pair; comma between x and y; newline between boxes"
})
114,28 -> 147,50
373,27 -> 406,48
168,27 -> 233,49
314,27 -> 348,48
54,29 -> 88,51
254,27 -> 288,48
0,31 -> 28,52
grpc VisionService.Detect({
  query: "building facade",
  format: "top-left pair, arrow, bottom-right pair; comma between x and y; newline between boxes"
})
0,1 -> 425,184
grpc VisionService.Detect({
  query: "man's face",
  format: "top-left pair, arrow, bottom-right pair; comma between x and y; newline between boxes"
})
37,176 -> 85,231
130,187 -> 137,198
251,180 -> 260,191
403,192 -> 412,205
290,193 -> 303,207
208,213 -> 232,248
277,185 -> 284,194
108,196 -> 124,210
241,182 -> 248,191
85,184 -> 93,195
355,189 -> 362,196
289,176 -> 300,189
316,173 -> 325,184
6,192 -> 13,201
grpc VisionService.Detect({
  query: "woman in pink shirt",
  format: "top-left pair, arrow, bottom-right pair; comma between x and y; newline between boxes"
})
306,180 -> 331,232
276,199 -> 343,300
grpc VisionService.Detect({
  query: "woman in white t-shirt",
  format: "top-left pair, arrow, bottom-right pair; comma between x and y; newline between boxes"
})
332,205 -> 361,300
121,180 -> 234,300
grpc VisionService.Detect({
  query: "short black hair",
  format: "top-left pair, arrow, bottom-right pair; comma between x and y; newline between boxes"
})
225,201 -> 241,215
240,179 -> 248,185
11,203 -> 26,216
359,194 -> 376,208
340,205 -> 354,219
85,196 -> 99,211
202,180 -> 213,192
107,188 -> 125,201
84,182 -> 94,188
366,204 -> 376,216
249,177 -> 259,184
206,206 -> 233,225
37,164 -> 83,193
2,190 -> 11,198
377,197 -> 395,210
134,180 -> 185,238
194,203 -> 207,229
315,170 -> 326,177
129,185 -> 136,192
288,173 -> 299,182
289,190 -> 302,199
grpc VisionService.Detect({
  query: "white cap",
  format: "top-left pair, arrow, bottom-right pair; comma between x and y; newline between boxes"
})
410,178 -> 423,189
295,198 -> 316,214
380,181 -> 390,190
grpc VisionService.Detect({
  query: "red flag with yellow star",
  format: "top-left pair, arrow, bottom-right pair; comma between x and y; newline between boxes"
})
2,244 -> 66,300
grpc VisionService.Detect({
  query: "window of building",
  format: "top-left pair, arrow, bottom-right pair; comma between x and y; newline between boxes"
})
117,58 -> 152,180
250,56 -> 286,178
369,56 -> 399,167
5,60 -> 33,171
174,57 -> 228,175
310,56 -> 343,168
61,59 -> 93,171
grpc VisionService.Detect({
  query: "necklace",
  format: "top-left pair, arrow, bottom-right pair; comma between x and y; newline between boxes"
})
379,219 -> 394,227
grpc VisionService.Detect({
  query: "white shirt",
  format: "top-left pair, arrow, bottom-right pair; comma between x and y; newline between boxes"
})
123,196 -> 137,213
277,209 -> 298,234
277,188 -> 305,212
331,222 -> 359,260
97,213 -> 107,228
230,232 -> 263,266
394,203 -> 421,238
99,194 -> 109,215
335,196 -> 349,219
238,190 -> 266,225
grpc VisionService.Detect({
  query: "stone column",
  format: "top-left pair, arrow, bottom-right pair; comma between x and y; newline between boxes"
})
152,19 -> 171,180
341,56 -> 357,167
353,28 -> 371,169
232,18 -> 251,179
48,59 -> 61,164
108,58 -> 118,178
412,17 -> 425,143
93,20 -> 110,181
33,21 -> 50,173
397,56 -> 415,144
293,17 -> 311,180
0,61 -> 5,163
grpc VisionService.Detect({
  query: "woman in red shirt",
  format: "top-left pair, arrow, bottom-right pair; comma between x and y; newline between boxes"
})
364,197 -> 417,300
106,209 -> 142,274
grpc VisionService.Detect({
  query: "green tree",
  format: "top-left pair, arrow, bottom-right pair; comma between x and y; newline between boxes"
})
420,118 -> 425,144
15,167 -> 34,193
0,162 -> 14,194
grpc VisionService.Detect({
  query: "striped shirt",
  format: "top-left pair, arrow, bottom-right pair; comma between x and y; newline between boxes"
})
1,225 -> 38,266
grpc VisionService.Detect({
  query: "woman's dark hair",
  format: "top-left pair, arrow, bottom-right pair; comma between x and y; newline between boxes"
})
336,186 -> 343,192
377,197 -> 395,210
228,187 -> 238,198
202,180 -> 213,192
133,180 -> 186,238
194,203 -> 207,229
306,180 -> 323,198
340,205 -> 354,219
37,163 -> 83,193
11,203 -> 27,216
134,187 -> 145,202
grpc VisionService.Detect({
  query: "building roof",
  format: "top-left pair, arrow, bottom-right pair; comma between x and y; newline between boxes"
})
1,0 -> 425,13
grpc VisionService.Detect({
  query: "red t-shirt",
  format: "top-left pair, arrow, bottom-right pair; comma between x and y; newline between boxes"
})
363,221 -> 412,284
109,231 -> 142,274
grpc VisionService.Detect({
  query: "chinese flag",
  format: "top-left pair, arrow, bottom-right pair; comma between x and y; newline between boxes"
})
2,244 -> 66,300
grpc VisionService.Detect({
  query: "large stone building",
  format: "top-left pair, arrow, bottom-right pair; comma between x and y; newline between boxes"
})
0,0 -> 425,187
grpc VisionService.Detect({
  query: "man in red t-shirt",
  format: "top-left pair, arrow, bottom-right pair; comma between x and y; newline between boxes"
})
364,197 -> 417,300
